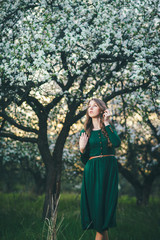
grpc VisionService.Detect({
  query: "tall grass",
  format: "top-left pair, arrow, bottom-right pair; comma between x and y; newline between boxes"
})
0,192 -> 160,240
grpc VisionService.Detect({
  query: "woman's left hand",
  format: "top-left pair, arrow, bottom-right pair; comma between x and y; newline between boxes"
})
103,109 -> 111,125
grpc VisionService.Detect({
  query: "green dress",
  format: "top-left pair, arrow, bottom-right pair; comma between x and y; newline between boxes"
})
80,124 -> 121,232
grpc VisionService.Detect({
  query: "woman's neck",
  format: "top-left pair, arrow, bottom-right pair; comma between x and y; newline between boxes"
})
92,117 -> 101,130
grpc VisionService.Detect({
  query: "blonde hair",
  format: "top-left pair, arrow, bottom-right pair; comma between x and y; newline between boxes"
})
84,98 -> 112,147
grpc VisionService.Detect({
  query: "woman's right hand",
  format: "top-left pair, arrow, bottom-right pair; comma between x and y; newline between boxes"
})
79,132 -> 88,153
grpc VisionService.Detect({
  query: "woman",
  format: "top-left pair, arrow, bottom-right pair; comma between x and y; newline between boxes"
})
79,98 -> 121,240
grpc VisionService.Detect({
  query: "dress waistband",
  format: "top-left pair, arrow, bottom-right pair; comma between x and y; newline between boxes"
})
89,154 -> 115,160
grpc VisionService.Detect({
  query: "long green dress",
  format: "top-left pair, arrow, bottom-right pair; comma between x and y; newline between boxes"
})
80,124 -> 121,232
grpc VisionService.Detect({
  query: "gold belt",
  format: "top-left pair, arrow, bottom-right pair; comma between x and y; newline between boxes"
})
89,154 -> 115,160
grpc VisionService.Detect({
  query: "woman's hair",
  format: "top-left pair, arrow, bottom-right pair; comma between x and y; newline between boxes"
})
84,98 -> 112,147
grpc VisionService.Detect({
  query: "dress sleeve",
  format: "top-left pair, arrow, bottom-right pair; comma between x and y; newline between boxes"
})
105,124 -> 121,148
79,129 -> 90,165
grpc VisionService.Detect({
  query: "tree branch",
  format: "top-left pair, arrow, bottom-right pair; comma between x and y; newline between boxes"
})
96,53 -> 135,63
0,112 -> 38,134
0,131 -> 37,143
72,109 -> 86,124
45,94 -> 64,113
0,1 -> 39,32
0,118 -> 5,131
118,161 -> 142,188
103,79 -> 152,102
146,118 -> 160,143
16,87 -> 46,117
47,69 -> 65,90
71,77 -> 152,126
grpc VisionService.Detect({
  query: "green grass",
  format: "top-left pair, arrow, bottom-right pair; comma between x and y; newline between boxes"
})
0,192 -> 160,240
0,193 -> 44,240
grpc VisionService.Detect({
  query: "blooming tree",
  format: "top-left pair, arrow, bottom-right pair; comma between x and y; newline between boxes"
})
0,0 -> 159,223
0,137 -> 45,193
116,92 -> 160,204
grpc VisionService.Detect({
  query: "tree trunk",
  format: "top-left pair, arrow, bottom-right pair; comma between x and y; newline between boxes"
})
38,108 -> 75,239
41,128 -> 66,239
42,161 -> 61,240
134,185 -> 143,205
42,134 -> 68,219
135,182 -> 152,205
32,172 -> 46,195
42,163 -> 59,218
118,162 -> 155,206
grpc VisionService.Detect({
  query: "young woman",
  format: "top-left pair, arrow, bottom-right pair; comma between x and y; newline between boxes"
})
79,98 -> 121,240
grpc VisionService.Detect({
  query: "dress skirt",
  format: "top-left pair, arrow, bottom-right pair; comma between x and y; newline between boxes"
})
81,156 -> 118,232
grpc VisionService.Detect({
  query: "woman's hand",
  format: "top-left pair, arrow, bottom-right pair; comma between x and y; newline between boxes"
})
79,132 -> 88,153
103,109 -> 111,125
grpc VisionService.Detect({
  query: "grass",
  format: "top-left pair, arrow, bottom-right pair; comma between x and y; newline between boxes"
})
0,193 -> 44,240
0,192 -> 160,240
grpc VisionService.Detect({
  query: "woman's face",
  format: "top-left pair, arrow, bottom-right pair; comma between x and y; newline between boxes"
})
88,100 -> 101,118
